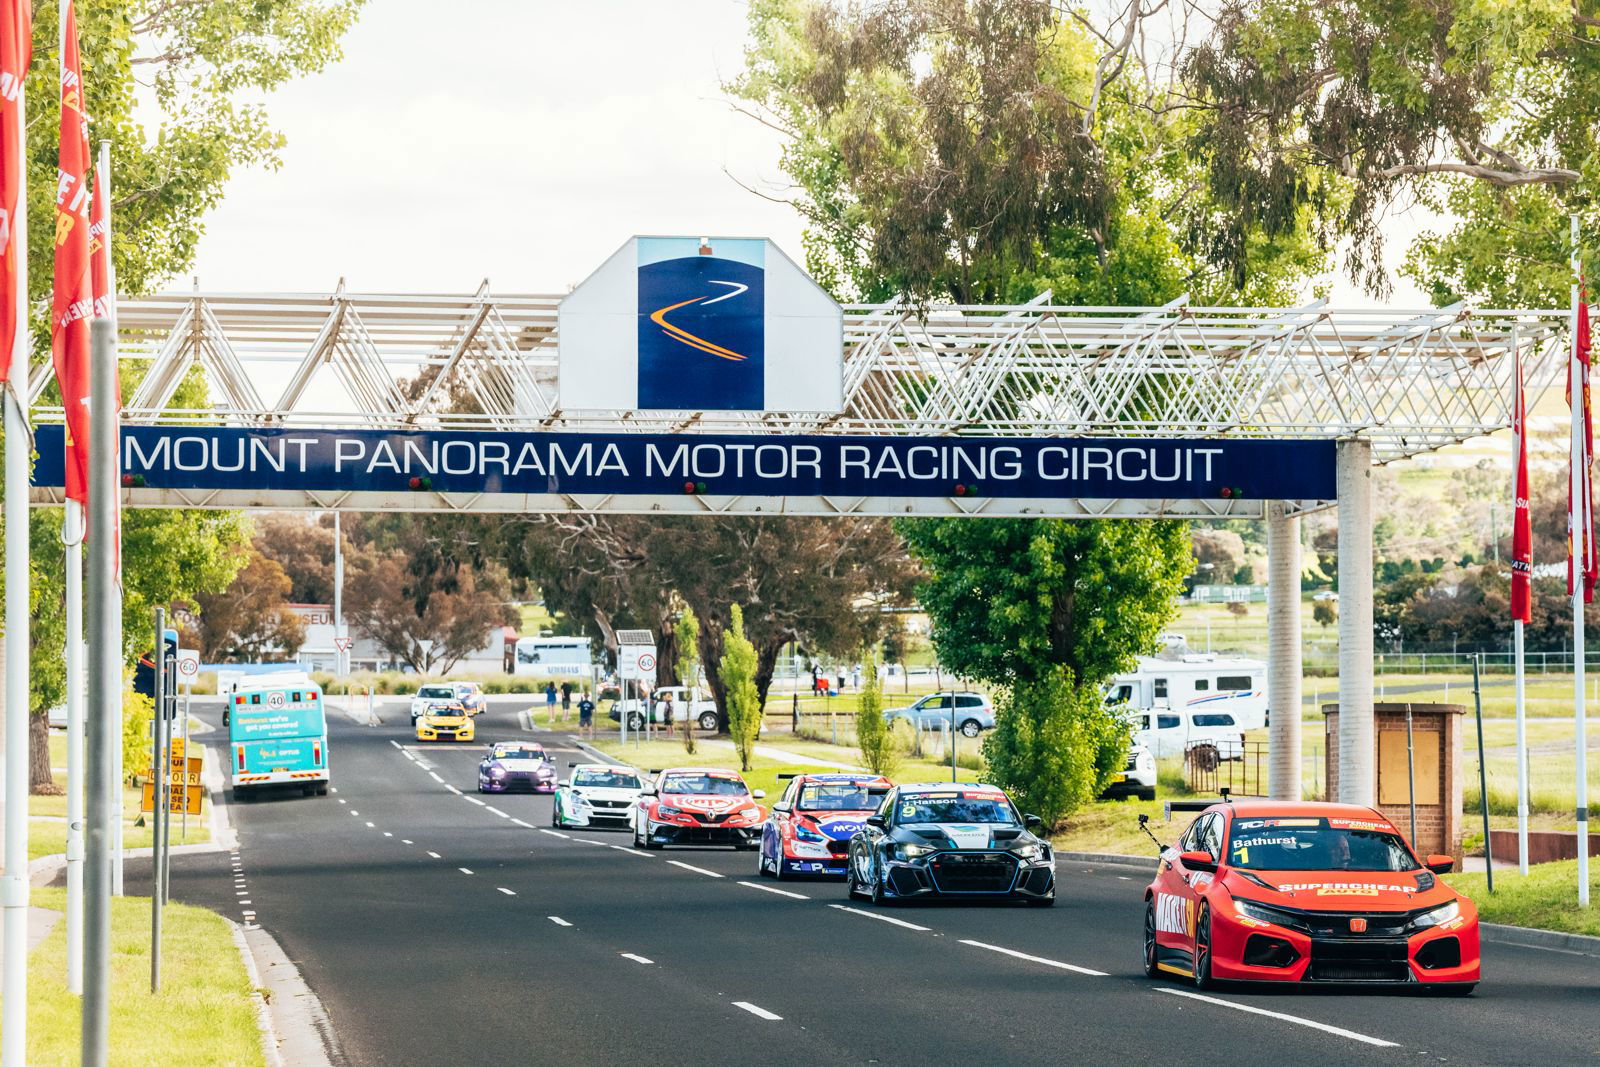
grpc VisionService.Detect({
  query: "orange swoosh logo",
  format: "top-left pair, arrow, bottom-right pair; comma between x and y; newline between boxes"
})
649,296 -> 748,362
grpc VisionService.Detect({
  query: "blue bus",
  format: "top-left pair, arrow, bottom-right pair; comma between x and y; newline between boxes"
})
227,674 -> 329,798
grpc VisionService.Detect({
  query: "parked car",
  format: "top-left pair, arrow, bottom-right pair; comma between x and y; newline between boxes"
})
608,686 -> 720,731
883,692 -> 994,737
1131,708 -> 1245,762
1099,743 -> 1156,801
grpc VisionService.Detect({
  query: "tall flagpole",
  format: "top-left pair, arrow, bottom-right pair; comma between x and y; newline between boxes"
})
1513,347 -> 1530,877
1572,214 -> 1591,908
95,138 -> 122,896
0,17 -> 28,1066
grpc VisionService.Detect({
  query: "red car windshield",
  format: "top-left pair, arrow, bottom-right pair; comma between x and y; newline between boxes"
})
1228,820 -> 1419,872
797,784 -> 877,811
662,774 -> 748,796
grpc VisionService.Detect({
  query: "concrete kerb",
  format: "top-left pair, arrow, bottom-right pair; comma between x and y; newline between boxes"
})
231,918 -> 340,1067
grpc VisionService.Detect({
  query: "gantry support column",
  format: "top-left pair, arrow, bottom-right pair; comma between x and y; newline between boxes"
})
1337,439 -> 1375,805
1267,501 -> 1303,800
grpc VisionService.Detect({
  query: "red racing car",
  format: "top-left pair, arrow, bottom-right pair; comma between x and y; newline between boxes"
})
631,767 -> 767,850
1142,799 -> 1478,993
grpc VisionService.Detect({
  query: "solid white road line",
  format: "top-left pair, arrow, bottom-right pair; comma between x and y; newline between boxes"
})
1155,989 -> 1400,1048
667,860 -> 725,879
540,829 -> 570,839
458,868 -> 474,875
427,851 -> 442,859
957,940 -> 1107,977
732,1002 -> 783,1021
497,887 -> 516,896
548,916 -> 572,927
620,953 -> 653,965
826,905 -> 930,932
737,880 -> 808,900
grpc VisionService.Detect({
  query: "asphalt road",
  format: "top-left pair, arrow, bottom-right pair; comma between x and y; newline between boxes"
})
131,700 -> 1600,1066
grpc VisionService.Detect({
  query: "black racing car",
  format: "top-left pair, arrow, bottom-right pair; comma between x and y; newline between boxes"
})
846,783 -> 1056,906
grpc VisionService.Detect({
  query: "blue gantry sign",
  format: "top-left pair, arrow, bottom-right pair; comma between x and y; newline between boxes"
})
32,425 -> 1338,501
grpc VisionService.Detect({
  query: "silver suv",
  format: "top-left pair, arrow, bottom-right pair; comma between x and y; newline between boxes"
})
884,692 -> 995,737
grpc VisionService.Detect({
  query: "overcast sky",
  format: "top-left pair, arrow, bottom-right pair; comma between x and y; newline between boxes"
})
187,0 -> 1425,304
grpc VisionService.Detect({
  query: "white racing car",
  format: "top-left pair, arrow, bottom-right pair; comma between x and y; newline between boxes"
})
552,763 -> 646,829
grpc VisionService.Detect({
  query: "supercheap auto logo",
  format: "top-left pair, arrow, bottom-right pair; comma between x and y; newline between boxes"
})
637,253 -> 765,410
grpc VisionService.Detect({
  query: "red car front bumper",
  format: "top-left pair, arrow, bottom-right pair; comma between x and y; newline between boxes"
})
1208,906 -> 1480,985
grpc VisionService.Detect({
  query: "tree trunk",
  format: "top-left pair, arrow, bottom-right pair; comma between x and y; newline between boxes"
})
29,708 -> 59,795
697,616 -> 730,733
754,642 -> 780,712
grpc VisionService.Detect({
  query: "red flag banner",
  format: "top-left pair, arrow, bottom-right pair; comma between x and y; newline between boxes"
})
0,0 -> 30,386
1512,347 -> 1532,623
1569,294 -> 1597,602
52,1 -> 91,504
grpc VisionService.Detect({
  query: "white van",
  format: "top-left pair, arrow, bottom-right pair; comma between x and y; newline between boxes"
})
1105,654 -> 1267,730
1125,708 -> 1245,760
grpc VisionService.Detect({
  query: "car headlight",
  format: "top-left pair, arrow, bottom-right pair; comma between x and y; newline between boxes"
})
1409,901 -> 1460,931
793,823 -> 827,844
896,843 -> 935,860
738,806 -> 761,820
488,766 -> 506,778
1010,843 -> 1043,860
1232,898 -> 1303,929
657,806 -> 683,818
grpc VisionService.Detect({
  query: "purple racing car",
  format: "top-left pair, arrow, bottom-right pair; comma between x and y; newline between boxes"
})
477,742 -> 557,794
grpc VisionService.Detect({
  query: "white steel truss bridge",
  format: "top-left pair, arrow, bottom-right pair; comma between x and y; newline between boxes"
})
24,285 -> 1570,519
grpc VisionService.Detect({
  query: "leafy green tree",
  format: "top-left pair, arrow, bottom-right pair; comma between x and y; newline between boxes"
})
720,605 -> 762,772
674,607 -> 700,755
982,666 -> 1127,829
1182,0 -> 1597,297
854,650 -> 897,777
898,518 -> 1190,687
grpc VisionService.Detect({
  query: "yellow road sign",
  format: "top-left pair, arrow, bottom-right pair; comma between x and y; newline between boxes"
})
141,781 -> 203,815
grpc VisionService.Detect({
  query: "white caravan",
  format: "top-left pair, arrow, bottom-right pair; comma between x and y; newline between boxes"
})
1106,654 -> 1266,758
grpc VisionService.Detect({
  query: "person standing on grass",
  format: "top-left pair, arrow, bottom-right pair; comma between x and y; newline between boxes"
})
578,690 -> 595,738
837,669 -> 847,693
661,690 -> 675,729
545,680 -> 558,723
560,680 -> 574,721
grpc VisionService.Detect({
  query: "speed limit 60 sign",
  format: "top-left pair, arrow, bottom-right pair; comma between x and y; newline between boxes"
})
176,649 -> 200,683
619,645 -> 657,681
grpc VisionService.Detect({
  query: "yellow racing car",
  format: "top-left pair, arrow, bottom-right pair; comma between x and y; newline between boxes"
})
415,700 -> 475,742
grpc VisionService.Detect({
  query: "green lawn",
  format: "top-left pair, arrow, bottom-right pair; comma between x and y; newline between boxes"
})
1446,860 -> 1600,939
30,736 -> 210,860
11,887 -> 264,1066
1049,797 -> 1201,860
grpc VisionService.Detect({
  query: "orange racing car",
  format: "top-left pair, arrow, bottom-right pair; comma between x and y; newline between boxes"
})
1141,799 -> 1478,993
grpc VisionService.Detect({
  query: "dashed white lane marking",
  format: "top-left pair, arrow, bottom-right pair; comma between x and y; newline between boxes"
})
548,916 -> 572,927
329,787 -> 337,794
239,900 -> 251,905
485,806 -> 509,819
733,1002 -> 783,1021
737,880 -> 808,900
427,851 -> 442,859
465,797 -> 486,807
402,750 -> 416,762
1154,989 -> 1400,1047
428,772 -> 443,783
497,887 -> 516,896
826,905 -> 930,932
667,860 -> 724,879
445,785 -> 462,795
1117,876 -> 1132,881
236,890 -> 248,896
401,839 -> 413,845
389,740 -> 402,749
539,829 -> 570,839
458,868 -> 474,875
349,811 -> 359,817
610,845 -> 650,857
957,940 -> 1107,977
337,799 -> 346,805
620,953 -> 653,965
365,821 -> 375,827
511,819 -> 533,829
383,832 -> 393,837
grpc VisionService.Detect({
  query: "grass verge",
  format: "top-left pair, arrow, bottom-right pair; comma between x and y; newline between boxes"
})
1446,860 -> 1600,939
1048,797 -> 1200,860
10,887 -> 264,1066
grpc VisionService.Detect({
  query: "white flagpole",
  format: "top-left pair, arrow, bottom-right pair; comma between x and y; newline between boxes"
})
1572,214 -> 1591,908
95,138 -> 123,897
0,22 -> 28,1062
1513,349 -> 1530,877
59,0 -> 87,995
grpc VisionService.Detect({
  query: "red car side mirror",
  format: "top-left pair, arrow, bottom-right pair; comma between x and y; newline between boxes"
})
1425,854 -> 1455,874
1179,850 -> 1217,873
